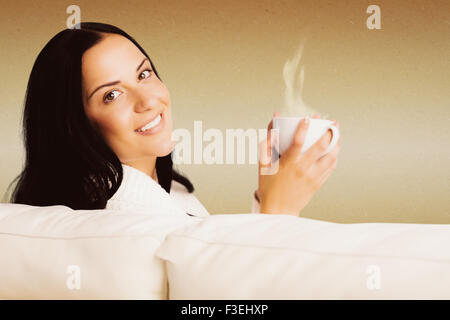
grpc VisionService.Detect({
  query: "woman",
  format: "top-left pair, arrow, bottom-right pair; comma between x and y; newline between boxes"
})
8,22 -> 340,217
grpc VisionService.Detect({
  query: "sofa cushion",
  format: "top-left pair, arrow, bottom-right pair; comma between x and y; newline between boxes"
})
0,203 -> 200,299
155,214 -> 450,299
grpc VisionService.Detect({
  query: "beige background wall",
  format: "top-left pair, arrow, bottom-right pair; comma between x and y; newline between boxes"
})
1,0 -> 449,223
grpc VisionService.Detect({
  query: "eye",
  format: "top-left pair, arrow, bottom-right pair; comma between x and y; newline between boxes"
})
138,69 -> 153,80
103,90 -> 120,103
102,69 -> 153,104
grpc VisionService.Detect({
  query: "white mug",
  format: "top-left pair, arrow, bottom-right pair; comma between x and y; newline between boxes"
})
272,117 -> 339,157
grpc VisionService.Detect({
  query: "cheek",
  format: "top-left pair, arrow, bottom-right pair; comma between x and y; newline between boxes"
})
163,108 -> 173,132
93,110 -> 131,139
161,83 -> 171,107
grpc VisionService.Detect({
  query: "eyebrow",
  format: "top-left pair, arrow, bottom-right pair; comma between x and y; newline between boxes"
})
87,58 -> 149,101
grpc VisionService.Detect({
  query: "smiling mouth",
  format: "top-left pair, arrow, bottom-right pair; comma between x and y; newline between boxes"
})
134,112 -> 165,135
135,113 -> 162,132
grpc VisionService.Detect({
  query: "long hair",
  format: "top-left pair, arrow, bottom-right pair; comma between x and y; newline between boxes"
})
6,22 -> 194,210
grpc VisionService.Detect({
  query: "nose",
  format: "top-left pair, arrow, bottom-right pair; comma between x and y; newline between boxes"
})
133,86 -> 160,113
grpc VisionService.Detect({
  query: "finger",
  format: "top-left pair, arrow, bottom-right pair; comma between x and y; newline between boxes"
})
316,157 -> 337,187
312,114 -> 320,119
281,117 -> 309,163
300,128 -> 335,169
258,138 -> 272,168
267,118 -> 274,158
261,113 -> 279,167
309,136 -> 340,178
267,111 -> 280,136
267,115 -> 274,131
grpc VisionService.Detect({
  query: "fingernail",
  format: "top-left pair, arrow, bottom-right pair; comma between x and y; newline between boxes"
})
304,117 -> 309,124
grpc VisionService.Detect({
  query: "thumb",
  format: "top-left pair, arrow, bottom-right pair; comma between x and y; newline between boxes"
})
281,117 -> 309,162
258,137 -> 271,168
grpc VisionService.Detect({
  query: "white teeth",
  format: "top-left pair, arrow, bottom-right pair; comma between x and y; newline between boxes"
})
137,114 -> 161,132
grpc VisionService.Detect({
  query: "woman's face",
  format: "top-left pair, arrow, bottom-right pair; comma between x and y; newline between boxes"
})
81,34 -> 175,164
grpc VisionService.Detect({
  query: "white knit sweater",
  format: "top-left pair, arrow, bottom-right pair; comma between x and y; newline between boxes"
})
106,164 -> 260,216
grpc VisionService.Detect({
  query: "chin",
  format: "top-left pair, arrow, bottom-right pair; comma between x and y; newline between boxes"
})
155,138 -> 176,157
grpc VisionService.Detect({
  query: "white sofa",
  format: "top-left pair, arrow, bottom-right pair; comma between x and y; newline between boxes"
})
0,203 -> 449,299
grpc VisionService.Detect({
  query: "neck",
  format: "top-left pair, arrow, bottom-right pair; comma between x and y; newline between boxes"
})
122,157 -> 158,183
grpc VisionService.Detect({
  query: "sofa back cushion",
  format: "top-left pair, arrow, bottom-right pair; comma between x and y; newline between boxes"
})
155,214 -> 450,299
0,203 -> 200,299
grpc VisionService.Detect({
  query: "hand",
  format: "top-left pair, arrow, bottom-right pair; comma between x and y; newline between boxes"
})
257,112 -> 341,216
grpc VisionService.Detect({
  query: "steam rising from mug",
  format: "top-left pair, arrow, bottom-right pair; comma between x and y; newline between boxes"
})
282,41 -> 325,118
